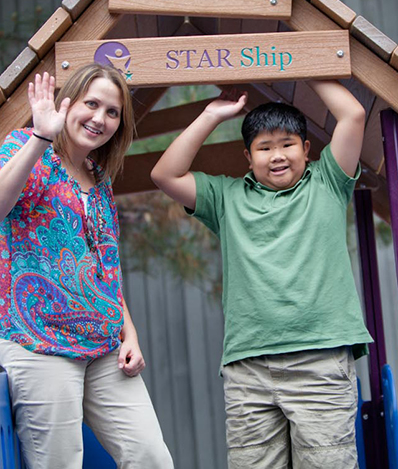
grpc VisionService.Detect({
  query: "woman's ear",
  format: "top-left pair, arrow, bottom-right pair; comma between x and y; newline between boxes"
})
244,149 -> 253,169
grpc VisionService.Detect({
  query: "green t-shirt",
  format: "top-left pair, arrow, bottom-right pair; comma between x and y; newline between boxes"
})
188,144 -> 373,365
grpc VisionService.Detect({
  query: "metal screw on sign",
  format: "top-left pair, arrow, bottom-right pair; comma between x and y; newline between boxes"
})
363,414 -> 369,420
61,61 -> 70,70
270,0 -> 278,5
336,50 -> 344,58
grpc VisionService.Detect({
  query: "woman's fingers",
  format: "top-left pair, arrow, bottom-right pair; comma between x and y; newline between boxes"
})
41,72 -> 49,99
34,73 -> 43,101
58,97 -> 71,118
31,72 -> 56,102
48,75 -> 55,102
28,82 -> 35,103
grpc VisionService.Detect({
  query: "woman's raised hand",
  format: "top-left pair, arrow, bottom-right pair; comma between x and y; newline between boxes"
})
28,72 -> 70,140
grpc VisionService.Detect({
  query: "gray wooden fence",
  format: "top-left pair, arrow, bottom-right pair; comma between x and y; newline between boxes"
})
123,267 -> 228,469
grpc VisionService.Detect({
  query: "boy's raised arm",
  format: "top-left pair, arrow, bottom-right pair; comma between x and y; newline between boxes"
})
307,80 -> 366,177
151,91 -> 247,211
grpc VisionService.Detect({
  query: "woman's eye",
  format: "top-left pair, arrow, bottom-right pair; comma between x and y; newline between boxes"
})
85,101 -> 97,108
108,109 -> 119,118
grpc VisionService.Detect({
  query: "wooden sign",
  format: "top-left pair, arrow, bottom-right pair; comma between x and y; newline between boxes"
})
55,31 -> 351,88
108,0 -> 292,19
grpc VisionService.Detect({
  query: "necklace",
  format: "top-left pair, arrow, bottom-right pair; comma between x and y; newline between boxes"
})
67,156 -> 86,176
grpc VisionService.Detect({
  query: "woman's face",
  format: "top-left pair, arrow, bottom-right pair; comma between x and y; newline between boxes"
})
65,77 -> 123,159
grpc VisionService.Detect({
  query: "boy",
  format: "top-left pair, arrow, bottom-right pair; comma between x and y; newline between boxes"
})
151,80 -> 373,468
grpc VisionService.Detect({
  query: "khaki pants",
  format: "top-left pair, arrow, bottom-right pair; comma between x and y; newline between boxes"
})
0,339 -> 174,469
223,347 -> 359,469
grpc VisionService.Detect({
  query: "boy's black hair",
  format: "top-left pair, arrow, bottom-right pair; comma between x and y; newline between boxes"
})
241,102 -> 307,152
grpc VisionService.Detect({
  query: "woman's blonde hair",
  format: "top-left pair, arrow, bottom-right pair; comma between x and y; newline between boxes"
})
54,63 -> 134,182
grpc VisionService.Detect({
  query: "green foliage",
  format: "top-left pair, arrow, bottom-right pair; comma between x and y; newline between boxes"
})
346,198 -> 392,269
118,191 -> 223,298
374,213 -> 393,246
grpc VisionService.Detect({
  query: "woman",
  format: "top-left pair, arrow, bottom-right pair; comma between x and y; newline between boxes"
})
0,64 -> 174,469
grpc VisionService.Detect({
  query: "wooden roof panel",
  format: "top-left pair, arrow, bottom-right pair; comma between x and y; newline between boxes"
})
104,15 -> 140,40
240,19 -> 279,34
61,0 -> 120,42
0,88 -> 6,107
190,17 -> 218,35
310,0 -> 356,29
132,87 -> 169,125
351,15 -> 397,62
293,81 -> 328,128
361,97 -> 388,173
135,15 -> 159,38
350,36 -> 398,113
390,45 -> 398,71
271,81 -> 296,103
218,18 -> 242,35
28,7 -> 73,59
157,15 -> 186,37
62,0 -> 95,21
0,47 -> 39,98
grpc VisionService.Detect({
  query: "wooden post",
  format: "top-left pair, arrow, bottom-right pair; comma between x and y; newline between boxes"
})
56,30 -> 351,87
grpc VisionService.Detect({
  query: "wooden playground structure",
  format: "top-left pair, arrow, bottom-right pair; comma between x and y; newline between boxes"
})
1,0 -> 398,467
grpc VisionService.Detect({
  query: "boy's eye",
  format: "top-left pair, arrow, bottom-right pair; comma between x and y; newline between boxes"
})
283,143 -> 293,148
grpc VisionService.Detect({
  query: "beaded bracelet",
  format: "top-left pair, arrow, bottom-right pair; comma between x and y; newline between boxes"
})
32,132 -> 53,143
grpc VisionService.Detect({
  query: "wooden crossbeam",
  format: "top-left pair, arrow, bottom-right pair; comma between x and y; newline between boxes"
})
108,0 -> 292,20
114,140 -> 248,194
135,98 -> 223,139
56,30 -> 351,87
132,87 -> 169,125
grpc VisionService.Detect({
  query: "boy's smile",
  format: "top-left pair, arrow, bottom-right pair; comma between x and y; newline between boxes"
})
244,129 -> 310,191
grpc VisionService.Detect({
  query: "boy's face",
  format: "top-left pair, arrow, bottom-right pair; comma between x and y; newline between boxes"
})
244,129 -> 310,191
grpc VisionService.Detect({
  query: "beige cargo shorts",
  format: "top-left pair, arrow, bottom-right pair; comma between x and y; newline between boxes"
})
222,347 -> 359,469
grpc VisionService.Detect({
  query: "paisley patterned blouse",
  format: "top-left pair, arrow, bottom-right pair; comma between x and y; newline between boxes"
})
0,129 -> 124,360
